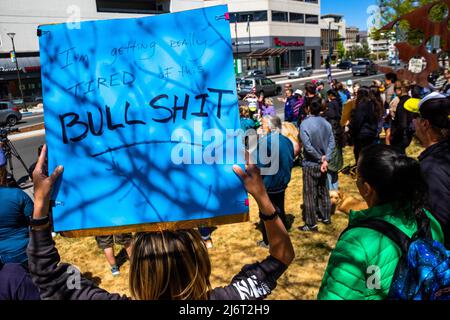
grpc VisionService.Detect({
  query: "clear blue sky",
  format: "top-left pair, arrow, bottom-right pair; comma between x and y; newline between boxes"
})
321,0 -> 377,31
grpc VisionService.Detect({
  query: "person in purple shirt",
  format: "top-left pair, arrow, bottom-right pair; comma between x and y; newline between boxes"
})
260,97 -> 276,117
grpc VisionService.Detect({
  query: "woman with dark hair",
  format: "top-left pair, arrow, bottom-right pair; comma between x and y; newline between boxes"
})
324,89 -> 344,197
370,85 -> 387,141
390,80 -> 415,153
348,86 -> 380,162
318,144 -> 444,300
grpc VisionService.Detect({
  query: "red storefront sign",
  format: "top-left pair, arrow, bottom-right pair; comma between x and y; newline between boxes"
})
274,37 -> 304,47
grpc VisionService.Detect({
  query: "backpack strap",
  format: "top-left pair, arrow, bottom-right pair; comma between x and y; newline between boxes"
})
340,219 -> 411,254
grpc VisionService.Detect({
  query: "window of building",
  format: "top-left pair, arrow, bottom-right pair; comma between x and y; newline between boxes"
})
96,0 -> 169,14
304,0 -> 319,3
305,14 -> 319,24
229,11 -> 268,23
289,12 -> 304,23
272,11 -> 289,22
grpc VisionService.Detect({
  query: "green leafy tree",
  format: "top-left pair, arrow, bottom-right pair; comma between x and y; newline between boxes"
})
377,0 -> 445,46
337,33 -> 346,60
377,0 -> 447,25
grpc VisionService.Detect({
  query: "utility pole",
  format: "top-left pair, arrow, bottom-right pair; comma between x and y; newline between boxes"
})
235,13 -> 239,73
7,32 -> 26,112
394,23 -> 399,70
247,15 -> 252,52
247,14 -> 252,69
327,21 -> 333,84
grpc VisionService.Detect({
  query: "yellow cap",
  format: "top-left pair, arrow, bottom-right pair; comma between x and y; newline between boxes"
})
404,98 -> 421,113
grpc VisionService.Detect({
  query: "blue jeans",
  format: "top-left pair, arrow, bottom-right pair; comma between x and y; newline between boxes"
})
198,227 -> 212,241
327,171 -> 339,191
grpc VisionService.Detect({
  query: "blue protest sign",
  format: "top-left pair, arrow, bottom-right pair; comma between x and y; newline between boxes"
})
38,5 -> 248,235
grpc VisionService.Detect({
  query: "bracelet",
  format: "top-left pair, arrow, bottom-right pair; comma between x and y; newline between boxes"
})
259,206 -> 280,221
30,216 -> 50,227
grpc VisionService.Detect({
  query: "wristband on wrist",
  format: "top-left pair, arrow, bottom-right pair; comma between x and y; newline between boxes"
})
259,206 -> 280,221
30,215 -> 50,227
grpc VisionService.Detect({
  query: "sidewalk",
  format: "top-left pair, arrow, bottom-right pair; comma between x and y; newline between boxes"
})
21,104 -> 44,117
10,128 -> 45,141
267,68 -> 343,81
275,70 -> 352,85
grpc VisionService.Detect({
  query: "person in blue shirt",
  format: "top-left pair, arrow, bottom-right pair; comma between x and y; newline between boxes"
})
239,105 -> 257,132
254,115 -> 294,247
299,97 -> 335,232
0,166 -> 34,264
337,82 -> 349,105
284,89 -> 298,123
0,144 -> 6,168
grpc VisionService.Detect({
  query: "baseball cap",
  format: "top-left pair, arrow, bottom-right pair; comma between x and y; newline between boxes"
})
417,92 -> 450,128
404,98 -> 420,113
294,89 -> 303,96
347,79 -> 353,86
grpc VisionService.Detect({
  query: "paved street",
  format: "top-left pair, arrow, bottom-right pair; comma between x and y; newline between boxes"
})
17,113 -> 44,129
260,71 -> 385,117
6,132 -> 45,184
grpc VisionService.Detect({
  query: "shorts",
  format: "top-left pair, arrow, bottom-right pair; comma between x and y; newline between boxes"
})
95,233 -> 133,250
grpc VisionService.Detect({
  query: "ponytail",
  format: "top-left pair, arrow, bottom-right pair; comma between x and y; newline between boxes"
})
391,154 -> 428,219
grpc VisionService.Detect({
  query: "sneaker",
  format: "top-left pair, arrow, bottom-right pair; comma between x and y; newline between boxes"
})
298,224 -> 319,232
317,218 -> 331,225
204,239 -> 213,249
111,265 -> 120,276
256,240 -> 269,249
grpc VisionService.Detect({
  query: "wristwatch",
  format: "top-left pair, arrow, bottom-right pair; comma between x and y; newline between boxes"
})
30,216 -> 50,227
259,206 -> 280,221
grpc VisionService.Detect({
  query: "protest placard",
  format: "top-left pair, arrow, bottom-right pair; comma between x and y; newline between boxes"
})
38,5 -> 249,237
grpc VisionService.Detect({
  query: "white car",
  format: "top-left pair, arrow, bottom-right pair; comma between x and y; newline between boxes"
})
287,67 -> 313,79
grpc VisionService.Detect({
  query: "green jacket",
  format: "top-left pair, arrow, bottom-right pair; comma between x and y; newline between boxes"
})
317,203 -> 444,300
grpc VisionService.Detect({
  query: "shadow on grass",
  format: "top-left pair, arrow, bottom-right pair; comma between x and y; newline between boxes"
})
82,272 -> 102,286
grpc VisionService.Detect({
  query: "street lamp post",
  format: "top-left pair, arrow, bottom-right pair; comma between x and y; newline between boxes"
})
7,32 -> 26,112
234,14 -> 239,74
327,21 -> 333,84
394,24 -> 399,70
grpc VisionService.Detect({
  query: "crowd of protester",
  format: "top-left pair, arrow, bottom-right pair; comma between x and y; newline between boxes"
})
0,68 -> 449,300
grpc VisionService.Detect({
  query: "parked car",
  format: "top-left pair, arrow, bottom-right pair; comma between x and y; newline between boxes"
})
238,77 -> 282,98
236,77 -> 242,90
352,60 -> 378,76
287,66 -> 313,79
246,69 -> 266,77
389,58 -> 401,66
0,101 -> 22,126
337,60 -> 353,70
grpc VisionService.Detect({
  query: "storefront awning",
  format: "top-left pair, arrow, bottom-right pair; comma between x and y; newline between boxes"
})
247,48 -> 288,58
0,56 -> 40,73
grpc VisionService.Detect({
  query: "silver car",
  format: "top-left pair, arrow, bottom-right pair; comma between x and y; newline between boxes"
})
0,101 -> 22,126
238,77 -> 282,98
287,66 -> 313,79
